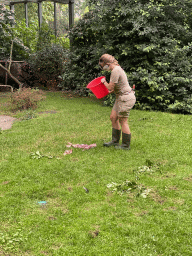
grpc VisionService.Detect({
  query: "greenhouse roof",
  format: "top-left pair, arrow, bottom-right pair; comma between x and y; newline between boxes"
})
1,0 -> 74,5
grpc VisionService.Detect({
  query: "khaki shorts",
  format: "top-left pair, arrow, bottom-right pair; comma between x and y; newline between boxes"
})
113,92 -> 136,118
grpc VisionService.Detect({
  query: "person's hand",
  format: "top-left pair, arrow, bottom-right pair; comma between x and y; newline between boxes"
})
101,78 -> 106,84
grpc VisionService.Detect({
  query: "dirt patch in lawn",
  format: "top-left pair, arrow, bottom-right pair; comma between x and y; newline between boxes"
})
0,115 -> 17,130
0,110 -> 58,130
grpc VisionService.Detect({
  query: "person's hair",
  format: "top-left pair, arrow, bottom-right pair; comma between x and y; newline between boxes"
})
99,54 -> 119,66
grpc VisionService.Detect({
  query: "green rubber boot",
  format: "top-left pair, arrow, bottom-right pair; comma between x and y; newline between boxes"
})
115,133 -> 131,150
103,128 -> 121,147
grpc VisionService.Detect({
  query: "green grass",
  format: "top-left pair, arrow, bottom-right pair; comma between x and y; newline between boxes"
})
0,91 -> 192,255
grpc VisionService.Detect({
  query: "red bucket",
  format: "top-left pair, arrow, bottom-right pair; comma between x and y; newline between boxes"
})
87,76 -> 109,99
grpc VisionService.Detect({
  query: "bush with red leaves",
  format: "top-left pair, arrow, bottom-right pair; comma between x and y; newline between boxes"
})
11,87 -> 46,110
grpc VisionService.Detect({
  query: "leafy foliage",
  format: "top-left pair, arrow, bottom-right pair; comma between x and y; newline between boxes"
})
61,0 -> 192,113
13,19 -> 39,53
21,43 -> 67,89
107,180 -> 152,198
13,17 -> 70,90
36,21 -> 56,51
30,151 -> 55,159
31,44 -> 66,77
20,109 -> 37,120
0,4 -> 30,61
13,1 -> 88,35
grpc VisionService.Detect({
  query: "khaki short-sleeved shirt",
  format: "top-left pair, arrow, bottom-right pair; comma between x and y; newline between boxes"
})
110,66 -> 136,117
110,66 -> 132,96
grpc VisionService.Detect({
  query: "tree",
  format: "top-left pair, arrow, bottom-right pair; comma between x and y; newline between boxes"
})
14,0 -> 89,35
0,3 -> 29,61
62,0 -> 192,113
75,0 -> 89,18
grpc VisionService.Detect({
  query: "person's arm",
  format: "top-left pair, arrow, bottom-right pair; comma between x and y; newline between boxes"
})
101,78 -> 115,93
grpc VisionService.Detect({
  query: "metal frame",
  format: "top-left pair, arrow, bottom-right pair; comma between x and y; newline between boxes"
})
1,0 -> 74,36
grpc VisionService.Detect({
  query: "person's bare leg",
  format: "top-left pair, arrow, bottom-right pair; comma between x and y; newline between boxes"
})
119,117 -> 130,134
110,109 -> 120,130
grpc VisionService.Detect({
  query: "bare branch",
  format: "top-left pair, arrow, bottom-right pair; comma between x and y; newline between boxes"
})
0,63 -> 23,90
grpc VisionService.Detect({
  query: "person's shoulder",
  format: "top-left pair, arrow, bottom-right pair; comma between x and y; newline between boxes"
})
112,66 -> 121,73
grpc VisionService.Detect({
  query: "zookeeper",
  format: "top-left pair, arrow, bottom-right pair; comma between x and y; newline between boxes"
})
99,54 -> 136,150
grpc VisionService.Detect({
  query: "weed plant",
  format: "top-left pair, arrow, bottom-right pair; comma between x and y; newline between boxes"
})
11,87 -> 46,111
0,92 -> 192,255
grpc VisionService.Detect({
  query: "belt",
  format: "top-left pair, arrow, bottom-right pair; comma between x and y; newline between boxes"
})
124,90 -> 133,95
116,90 -> 134,97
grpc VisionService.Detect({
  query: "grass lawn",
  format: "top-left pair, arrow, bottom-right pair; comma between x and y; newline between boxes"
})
0,91 -> 192,255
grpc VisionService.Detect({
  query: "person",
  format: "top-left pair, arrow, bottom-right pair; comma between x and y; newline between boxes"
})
99,54 -> 136,150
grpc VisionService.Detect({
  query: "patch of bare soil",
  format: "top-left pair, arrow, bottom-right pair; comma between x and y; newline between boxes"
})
0,115 -> 17,130
183,176 -> 192,182
149,191 -> 166,205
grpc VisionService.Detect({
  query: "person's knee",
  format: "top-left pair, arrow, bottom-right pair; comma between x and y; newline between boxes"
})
110,115 -> 118,123
119,117 -> 127,125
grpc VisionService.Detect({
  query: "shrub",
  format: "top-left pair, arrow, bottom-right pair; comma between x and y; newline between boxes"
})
60,0 -> 192,114
11,87 -> 46,110
36,21 -> 55,52
30,44 -> 66,78
55,36 -> 70,49
21,44 -> 67,89
60,11 -> 102,93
